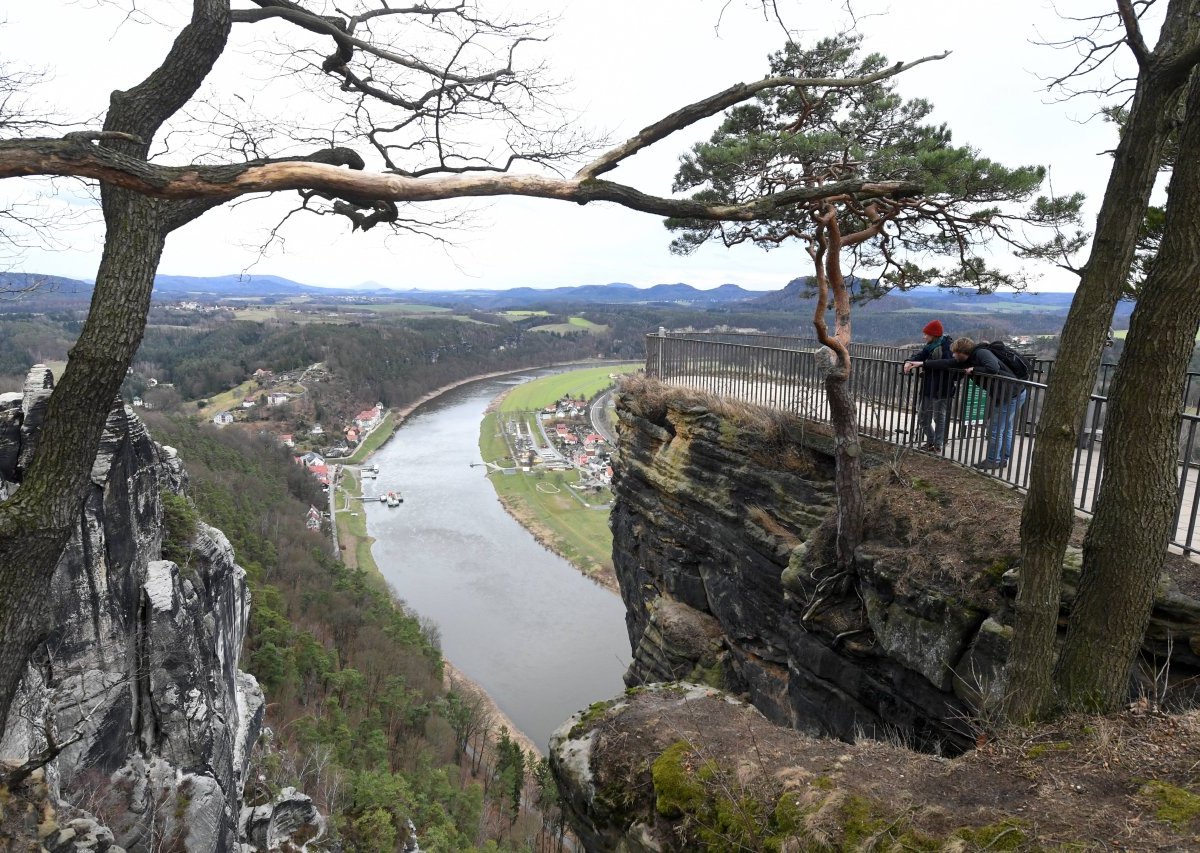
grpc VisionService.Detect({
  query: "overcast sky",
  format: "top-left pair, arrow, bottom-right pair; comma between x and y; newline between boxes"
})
2,0 -> 1140,292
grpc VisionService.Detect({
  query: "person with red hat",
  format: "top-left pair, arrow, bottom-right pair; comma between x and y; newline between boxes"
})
902,320 -> 959,453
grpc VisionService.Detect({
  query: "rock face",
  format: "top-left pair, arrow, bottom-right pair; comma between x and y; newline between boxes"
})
0,367 -> 267,851
610,380 -> 1200,753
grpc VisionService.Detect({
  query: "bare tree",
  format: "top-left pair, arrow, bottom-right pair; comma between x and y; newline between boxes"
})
0,0 -> 943,737
1053,65 -> 1200,712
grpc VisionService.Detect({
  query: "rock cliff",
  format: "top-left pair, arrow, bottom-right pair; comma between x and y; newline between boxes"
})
548,377 -> 1200,849
607,377 -> 1200,751
0,367 -> 315,851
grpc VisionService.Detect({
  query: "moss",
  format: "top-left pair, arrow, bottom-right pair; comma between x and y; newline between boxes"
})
954,819 -> 1029,850
1141,780 -> 1200,828
839,794 -> 891,847
772,790 -> 805,835
651,741 -> 709,818
910,477 -> 941,498
689,660 -> 725,690
653,743 -> 807,851
812,775 -> 835,791
984,556 -> 1012,580
1025,740 -> 1072,759
568,699 -> 616,740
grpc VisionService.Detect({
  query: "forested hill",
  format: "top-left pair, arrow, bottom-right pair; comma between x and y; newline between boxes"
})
1,270 -> 1118,319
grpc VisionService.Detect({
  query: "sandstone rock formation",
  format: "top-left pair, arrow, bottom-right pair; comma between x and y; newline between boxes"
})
550,682 -> 1200,851
0,367 -> 314,851
609,378 -> 1200,753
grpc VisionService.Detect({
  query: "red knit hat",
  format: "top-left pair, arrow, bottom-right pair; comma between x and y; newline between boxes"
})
923,320 -> 944,337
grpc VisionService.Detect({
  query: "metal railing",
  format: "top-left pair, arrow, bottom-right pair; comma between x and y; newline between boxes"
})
645,331 -> 1200,555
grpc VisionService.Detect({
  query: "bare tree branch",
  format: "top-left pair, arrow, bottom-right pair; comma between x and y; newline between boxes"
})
0,136 -> 921,222
576,51 -> 951,180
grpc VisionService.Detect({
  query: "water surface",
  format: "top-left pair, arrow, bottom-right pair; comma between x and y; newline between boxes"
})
364,372 -> 631,750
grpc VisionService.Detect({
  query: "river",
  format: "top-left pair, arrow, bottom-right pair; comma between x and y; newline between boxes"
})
362,371 -> 632,751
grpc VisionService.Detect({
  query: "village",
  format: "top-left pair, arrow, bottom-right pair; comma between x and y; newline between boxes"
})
496,394 -> 615,493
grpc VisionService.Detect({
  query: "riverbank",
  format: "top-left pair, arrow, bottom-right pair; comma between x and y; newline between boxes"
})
491,486 -> 620,595
341,361 -> 626,754
443,660 -> 541,758
476,367 -> 637,596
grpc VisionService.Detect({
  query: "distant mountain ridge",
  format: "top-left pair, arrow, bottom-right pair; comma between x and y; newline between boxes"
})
1,270 -> 1111,320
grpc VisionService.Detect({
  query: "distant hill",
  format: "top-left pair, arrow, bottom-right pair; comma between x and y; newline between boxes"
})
2,270 -> 1128,330
151,274 -> 331,296
0,272 -> 94,297
381,281 -> 756,309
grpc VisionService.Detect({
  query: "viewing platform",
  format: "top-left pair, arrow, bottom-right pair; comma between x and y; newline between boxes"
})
644,330 -> 1200,556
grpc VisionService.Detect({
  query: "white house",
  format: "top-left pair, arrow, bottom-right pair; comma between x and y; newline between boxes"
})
267,392 -> 291,406
213,411 -> 235,426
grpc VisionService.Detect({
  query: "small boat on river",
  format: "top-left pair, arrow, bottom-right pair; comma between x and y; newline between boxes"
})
386,491 -> 403,507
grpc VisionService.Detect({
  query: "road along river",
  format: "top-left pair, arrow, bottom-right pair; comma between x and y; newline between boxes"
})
363,370 -> 631,750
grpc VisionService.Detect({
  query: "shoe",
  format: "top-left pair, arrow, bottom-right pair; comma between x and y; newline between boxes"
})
972,460 -> 999,470
919,443 -> 937,452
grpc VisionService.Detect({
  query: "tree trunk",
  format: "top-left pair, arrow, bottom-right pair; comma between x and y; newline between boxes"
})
0,0 -> 230,736
1055,70 -> 1200,711
826,365 -> 864,573
0,191 -> 165,726
1005,9 -> 1200,721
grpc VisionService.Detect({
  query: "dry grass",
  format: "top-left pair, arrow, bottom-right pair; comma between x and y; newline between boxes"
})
618,374 -> 823,476
747,505 -> 805,552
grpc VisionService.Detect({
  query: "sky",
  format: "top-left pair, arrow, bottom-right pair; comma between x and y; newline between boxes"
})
0,1 -> 1143,293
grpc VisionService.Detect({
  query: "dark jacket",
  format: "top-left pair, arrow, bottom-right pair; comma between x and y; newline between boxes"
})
910,335 -> 959,399
927,344 -> 1019,405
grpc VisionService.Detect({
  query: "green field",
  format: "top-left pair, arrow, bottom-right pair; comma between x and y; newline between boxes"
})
500,310 -> 550,318
478,413 -> 613,578
529,316 -> 608,334
356,302 -> 452,314
498,363 -> 639,413
343,412 -> 396,464
195,379 -> 259,418
232,306 -> 352,324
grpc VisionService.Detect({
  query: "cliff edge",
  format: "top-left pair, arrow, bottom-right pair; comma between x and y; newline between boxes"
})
0,367 -> 318,852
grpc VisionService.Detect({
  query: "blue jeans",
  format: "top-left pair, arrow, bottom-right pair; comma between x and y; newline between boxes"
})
986,389 -> 1028,463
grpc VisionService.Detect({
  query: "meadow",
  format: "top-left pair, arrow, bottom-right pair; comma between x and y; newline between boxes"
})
478,412 -> 614,582
498,363 -> 639,413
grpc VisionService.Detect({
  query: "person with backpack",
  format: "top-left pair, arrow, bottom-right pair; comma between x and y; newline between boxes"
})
935,337 -> 1029,470
902,319 -> 959,453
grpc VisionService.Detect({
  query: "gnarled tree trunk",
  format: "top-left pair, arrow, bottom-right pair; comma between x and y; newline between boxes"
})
1055,70 -> 1200,711
0,0 -> 231,732
1006,4 -> 1200,721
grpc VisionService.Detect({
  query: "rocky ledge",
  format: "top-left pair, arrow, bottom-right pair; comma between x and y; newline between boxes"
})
550,682 -> 1200,851
609,376 -> 1200,754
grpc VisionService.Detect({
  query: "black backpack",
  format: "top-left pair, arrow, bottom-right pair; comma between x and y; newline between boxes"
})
984,341 -> 1032,380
